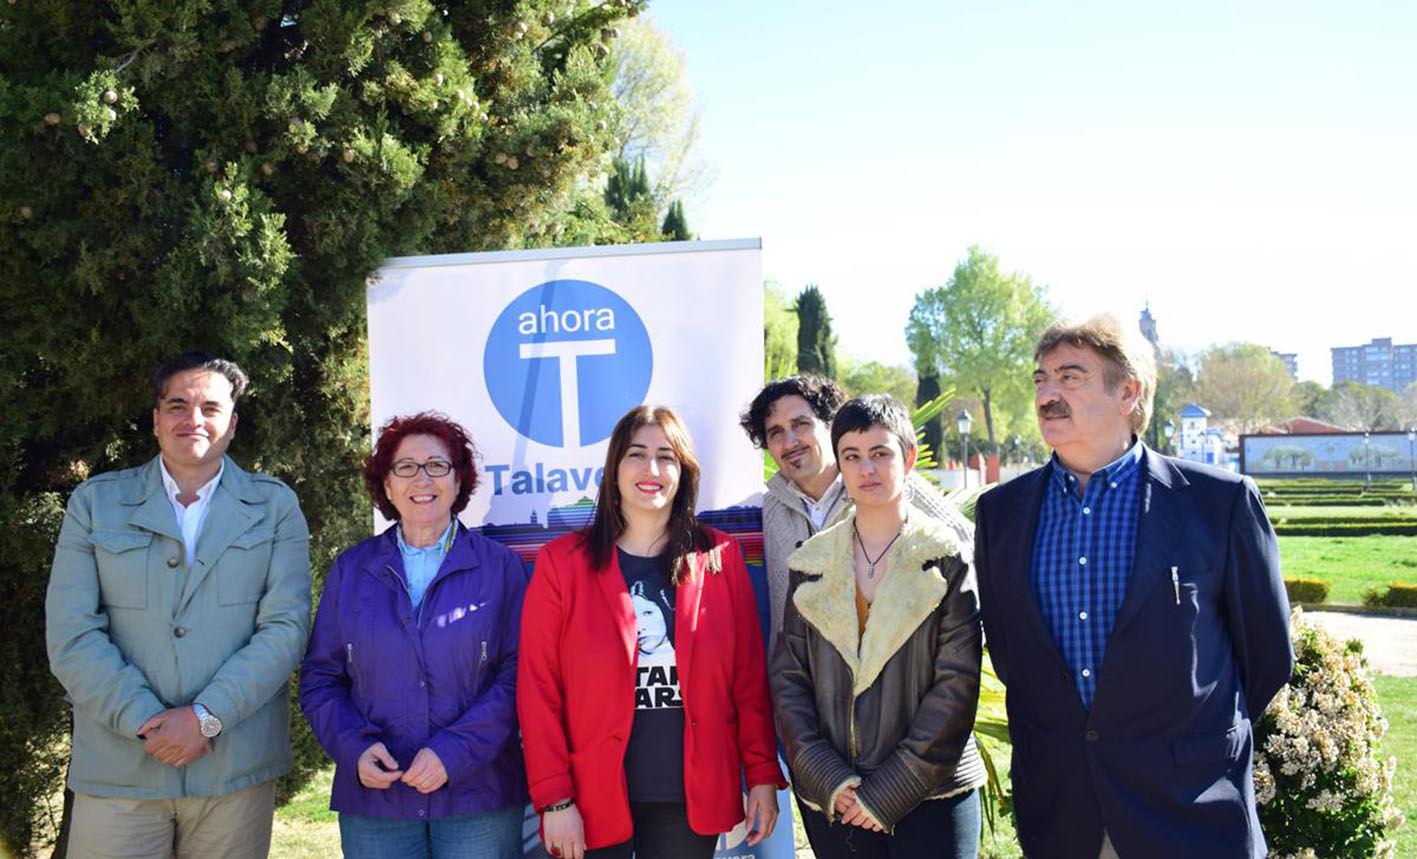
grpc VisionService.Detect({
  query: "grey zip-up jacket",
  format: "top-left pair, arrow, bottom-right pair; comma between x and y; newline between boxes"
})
761,470 -> 973,656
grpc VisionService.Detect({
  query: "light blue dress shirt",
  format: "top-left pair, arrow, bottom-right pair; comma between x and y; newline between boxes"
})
396,519 -> 455,609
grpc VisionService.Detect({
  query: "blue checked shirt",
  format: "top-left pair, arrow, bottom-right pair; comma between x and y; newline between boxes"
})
1030,438 -> 1145,708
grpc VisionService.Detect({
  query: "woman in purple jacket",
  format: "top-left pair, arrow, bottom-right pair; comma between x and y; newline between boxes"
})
300,412 -> 530,858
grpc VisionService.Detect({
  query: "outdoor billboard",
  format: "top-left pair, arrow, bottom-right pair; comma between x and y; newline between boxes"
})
1240,431 -> 1417,477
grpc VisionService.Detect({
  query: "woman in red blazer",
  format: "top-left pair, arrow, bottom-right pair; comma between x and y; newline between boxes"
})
518,405 -> 785,859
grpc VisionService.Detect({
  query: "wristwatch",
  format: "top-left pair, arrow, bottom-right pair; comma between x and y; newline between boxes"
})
192,702 -> 223,738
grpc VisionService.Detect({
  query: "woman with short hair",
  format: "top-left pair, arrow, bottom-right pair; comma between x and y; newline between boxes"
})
300,412 -> 529,858
773,394 -> 986,859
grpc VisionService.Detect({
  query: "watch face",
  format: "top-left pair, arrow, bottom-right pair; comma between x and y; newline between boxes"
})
196,709 -> 221,738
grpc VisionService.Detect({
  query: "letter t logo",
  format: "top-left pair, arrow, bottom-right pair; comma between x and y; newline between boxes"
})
519,339 -> 617,445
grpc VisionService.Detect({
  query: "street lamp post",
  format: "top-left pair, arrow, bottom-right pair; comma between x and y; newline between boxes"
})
957,410 -> 973,489
1164,419 -> 1176,456
1408,428 -> 1415,493
1363,431 -> 1371,491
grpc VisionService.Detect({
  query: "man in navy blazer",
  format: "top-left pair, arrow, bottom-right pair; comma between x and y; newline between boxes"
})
975,314 -> 1292,859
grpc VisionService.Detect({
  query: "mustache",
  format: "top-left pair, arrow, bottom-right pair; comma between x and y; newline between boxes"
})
1038,401 -> 1071,419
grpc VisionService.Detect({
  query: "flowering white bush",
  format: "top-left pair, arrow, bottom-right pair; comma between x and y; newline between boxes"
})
1254,608 -> 1405,858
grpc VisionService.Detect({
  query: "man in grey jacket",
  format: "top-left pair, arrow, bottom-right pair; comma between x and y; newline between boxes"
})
740,375 -> 972,654
46,353 -> 311,858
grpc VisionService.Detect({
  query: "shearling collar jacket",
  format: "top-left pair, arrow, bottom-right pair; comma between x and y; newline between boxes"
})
771,512 -> 987,830
761,470 -> 974,656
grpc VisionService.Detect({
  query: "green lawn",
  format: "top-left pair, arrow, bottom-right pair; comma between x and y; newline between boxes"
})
1278,535 -> 1417,605
1377,675 -> 1417,859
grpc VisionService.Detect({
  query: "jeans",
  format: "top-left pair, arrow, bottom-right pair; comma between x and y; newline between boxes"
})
799,789 -> 981,859
338,805 -> 523,859
584,802 -> 718,859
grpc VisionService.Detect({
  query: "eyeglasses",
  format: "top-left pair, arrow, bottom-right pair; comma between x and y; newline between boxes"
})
390,459 -> 454,478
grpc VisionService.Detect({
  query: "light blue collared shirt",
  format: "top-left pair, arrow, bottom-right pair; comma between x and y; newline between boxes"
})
396,519 -> 455,609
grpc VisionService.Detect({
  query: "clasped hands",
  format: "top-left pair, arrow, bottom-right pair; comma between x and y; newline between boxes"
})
834,784 -> 884,832
137,707 -> 209,769
357,742 -> 448,793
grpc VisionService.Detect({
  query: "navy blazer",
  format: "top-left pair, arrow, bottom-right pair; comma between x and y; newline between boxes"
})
975,449 -> 1292,859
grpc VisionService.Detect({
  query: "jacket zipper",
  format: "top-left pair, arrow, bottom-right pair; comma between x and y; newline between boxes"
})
848,697 -> 857,767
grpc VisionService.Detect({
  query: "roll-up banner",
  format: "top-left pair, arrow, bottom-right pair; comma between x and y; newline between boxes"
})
366,239 -> 795,859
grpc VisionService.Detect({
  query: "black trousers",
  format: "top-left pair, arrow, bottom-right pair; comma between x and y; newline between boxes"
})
585,802 -> 718,859
798,789 -> 981,859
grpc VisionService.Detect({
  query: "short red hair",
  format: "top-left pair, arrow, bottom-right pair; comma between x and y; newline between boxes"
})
363,412 -> 480,521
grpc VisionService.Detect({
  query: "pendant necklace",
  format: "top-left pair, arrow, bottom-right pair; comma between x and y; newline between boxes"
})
853,520 -> 904,579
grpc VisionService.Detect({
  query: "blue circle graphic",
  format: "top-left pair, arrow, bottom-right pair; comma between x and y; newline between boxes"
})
484,280 -> 653,447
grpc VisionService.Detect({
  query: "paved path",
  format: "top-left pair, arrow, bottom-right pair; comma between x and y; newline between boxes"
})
1303,610 -> 1417,676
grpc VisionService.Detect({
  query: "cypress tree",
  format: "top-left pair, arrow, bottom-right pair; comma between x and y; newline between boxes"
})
794,283 -> 837,379
916,371 -> 945,459
660,198 -> 689,241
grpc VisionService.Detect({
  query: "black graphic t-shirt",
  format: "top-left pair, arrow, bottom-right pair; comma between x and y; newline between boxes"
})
618,548 -> 686,802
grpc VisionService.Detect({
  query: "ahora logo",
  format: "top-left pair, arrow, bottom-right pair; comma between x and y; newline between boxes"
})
484,280 -> 652,447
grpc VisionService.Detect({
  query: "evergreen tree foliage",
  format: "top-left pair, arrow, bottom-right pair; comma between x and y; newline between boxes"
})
660,198 -> 689,240
604,154 -> 650,219
794,283 -> 837,379
915,371 -> 944,459
0,0 -> 642,852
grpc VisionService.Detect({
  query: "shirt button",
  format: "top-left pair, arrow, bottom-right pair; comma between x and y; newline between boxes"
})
1086,729 -> 1099,742
174,627 -> 187,638
167,556 -> 180,568
1078,557 -> 1088,566
417,809 -> 426,818
1110,482 -> 1117,489
1082,507 -> 1091,515
418,679 -> 427,688
1081,668 -> 1091,677
1079,611 -> 1088,621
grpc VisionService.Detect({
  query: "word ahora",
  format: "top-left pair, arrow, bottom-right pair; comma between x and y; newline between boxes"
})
517,304 -> 616,335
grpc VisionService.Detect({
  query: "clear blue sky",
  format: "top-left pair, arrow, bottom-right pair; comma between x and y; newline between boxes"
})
651,0 -> 1417,384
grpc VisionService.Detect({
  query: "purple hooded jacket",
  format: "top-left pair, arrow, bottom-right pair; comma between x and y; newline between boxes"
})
299,523 -> 529,818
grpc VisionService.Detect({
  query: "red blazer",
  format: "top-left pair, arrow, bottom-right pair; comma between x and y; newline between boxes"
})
517,527 -> 785,849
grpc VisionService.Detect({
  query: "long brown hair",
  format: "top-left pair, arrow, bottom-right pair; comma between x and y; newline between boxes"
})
583,405 -> 719,584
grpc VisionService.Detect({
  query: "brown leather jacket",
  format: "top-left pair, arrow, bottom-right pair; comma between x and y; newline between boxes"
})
771,513 -> 987,830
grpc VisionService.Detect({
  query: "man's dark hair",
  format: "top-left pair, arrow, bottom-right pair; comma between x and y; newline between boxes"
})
738,374 -> 847,449
830,394 -> 917,458
151,352 -> 249,408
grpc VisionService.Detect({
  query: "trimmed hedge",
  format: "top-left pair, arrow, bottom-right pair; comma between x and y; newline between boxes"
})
1272,521 -> 1417,537
1364,582 -> 1417,609
1260,495 -> 1413,507
1284,578 -> 1331,604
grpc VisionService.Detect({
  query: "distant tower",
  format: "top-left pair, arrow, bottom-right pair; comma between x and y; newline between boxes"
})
1139,303 -> 1159,353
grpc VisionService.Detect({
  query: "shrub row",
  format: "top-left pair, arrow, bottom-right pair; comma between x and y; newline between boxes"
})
1265,497 -> 1394,507
1258,478 -> 1411,488
1284,578 -> 1330,604
1272,522 -> 1417,537
1272,515 -> 1417,524
1363,582 -> 1417,609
